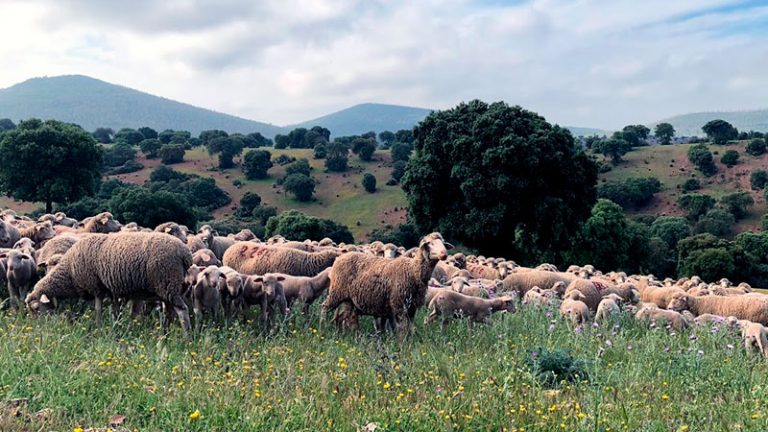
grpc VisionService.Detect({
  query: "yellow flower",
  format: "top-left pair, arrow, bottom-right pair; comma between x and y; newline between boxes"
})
661,394 -> 669,401
189,410 -> 201,421
74,428 -> 84,432
383,382 -> 391,390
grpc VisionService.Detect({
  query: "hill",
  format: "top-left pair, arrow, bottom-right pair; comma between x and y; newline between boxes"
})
0,75 -> 283,136
290,103 -> 433,137
565,126 -> 611,137
651,109 -> 768,137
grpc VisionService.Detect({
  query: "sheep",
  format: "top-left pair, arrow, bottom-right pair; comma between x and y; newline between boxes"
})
5,249 -> 36,308
536,263 -> 559,272
0,219 -> 21,248
424,290 -> 515,329
668,293 -> 768,325
81,212 -> 122,233
449,276 -> 489,298
242,273 -> 288,330
218,266 -> 245,317
25,232 -> 193,337
559,290 -> 591,325
595,294 -> 623,324
191,266 -> 223,324
523,287 -> 549,307
737,320 -> 768,357
432,261 -> 461,284
209,236 -> 236,260
155,222 -> 188,243
233,229 -> 257,241
122,222 -> 140,232
466,262 -> 502,280
635,306 -> 690,330
279,267 -> 332,315
321,233 -> 453,335
563,278 -> 618,311
13,238 -> 35,255
223,242 -> 340,277
186,234 -> 208,253
500,270 -> 576,297
36,234 -> 79,270
280,241 -> 316,252
54,212 -> 78,227
640,286 -> 685,309
692,313 -> 730,327
192,248 -> 222,267
19,221 -> 55,246
382,243 -> 399,259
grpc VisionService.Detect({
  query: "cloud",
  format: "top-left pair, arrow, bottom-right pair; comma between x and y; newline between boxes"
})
0,0 -> 767,128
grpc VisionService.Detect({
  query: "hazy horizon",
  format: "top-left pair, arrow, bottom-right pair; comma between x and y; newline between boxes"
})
2,0 -> 767,128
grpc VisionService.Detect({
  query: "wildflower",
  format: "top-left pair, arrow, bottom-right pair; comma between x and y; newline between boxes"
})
189,410 -> 201,421
435,386 -> 443,393
548,324 -> 555,332
697,350 -> 704,356
661,395 -> 669,401
605,340 -> 612,347
383,382 -> 391,390
74,428 -> 84,432
574,325 -> 583,334
592,322 -> 599,329
688,334 -> 697,341
626,345 -> 632,352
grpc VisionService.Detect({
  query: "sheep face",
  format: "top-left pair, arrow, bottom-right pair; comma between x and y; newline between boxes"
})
224,272 -> 244,298
419,233 -> 454,261
498,297 -> 516,312
197,225 -> 216,248
253,274 -> 285,298
7,249 -> 34,270
382,244 -> 398,259
33,222 -> 56,242
122,222 -> 140,232
162,223 -> 188,243
25,292 -> 55,314
13,238 -> 35,251
666,293 -> 689,312
233,229 -> 256,241
0,221 -> 12,245
92,213 -> 122,233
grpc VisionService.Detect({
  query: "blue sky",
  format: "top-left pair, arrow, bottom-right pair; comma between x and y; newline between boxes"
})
0,0 -> 767,128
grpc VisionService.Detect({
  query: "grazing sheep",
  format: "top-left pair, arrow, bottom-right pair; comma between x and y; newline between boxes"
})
321,233 -> 453,335
563,278 -> 617,311
192,248 -> 222,267
692,313 -> 730,326
641,287 -> 685,309
191,266 -> 223,324
559,290 -> 591,325
0,219 -> 21,248
432,261 -> 461,284
466,263 -> 502,280
668,293 -> 768,325
224,242 -> 340,277
242,274 -> 288,330
737,320 -> 768,357
595,294 -> 623,324
501,270 -> 576,297
81,212 -> 122,233
523,287 -> 550,307
424,290 -> 515,328
280,268 -> 332,315
5,249 -> 36,308
25,232 -> 193,337
635,306 -> 690,330
155,222 -> 188,243
19,221 -> 55,246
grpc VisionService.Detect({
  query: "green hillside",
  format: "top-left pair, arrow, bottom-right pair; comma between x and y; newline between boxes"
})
650,109 -> 768,137
0,75 -> 283,136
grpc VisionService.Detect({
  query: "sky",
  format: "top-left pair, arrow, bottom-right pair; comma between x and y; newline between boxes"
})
0,0 -> 767,129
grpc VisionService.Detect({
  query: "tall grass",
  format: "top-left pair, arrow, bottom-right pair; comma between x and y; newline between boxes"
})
0,304 -> 765,431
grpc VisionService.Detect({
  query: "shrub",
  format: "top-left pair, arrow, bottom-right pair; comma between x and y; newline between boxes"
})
325,141 -> 349,172
596,177 -> 661,209
368,223 -> 420,248
650,216 -> 690,249
158,144 -> 185,164
362,173 -> 376,192
283,173 -> 315,201
746,138 -> 767,156
242,149 -> 273,180
525,347 -> 589,389
237,192 -> 262,218
390,142 -> 412,162
391,160 -> 407,183
678,194 -> 716,221
351,137 -> 376,161
285,159 -> 311,177
720,150 -> 739,167
274,154 -> 295,166
108,187 -> 197,229
265,210 -> 353,243
313,143 -> 327,159
721,191 -> 754,220
681,178 -> 701,192
693,208 -> 735,237
687,144 -> 716,176
106,160 -> 144,175
103,143 -> 136,167
751,170 -> 768,190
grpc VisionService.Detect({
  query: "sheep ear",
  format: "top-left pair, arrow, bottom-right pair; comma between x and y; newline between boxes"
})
201,253 -> 211,261
253,276 -> 264,283
444,242 -> 455,250
165,227 -> 172,233
277,276 -> 286,281
40,294 -> 51,304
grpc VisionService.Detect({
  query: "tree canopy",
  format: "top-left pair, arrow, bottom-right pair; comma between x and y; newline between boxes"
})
702,119 -> 738,145
265,210 -> 353,244
243,149 -> 273,180
402,100 -> 598,262
654,123 -> 675,145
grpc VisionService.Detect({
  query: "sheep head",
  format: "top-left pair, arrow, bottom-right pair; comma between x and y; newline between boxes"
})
25,291 -> 55,314
253,274 -> 285,298
33,222 -> 56,242
197,225 -> 217,248
667,292 -> 690,312
419,233 -> 453,262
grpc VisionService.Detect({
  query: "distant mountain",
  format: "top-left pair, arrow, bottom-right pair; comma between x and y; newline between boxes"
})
0,75 -> 283,136
651,109 -> 768,137
290,103 -> 433,137
564,126 -> 611,137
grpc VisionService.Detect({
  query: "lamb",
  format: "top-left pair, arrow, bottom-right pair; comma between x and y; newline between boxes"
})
635,306 -> 690,330
191,266 -> 223,324
737,320 -> 768,357
0,219 -> 21,248
192,249 -> 222,267
559,290 -> 591,325
279,268 -> 332,315
196,225 -> 235,259
424,290 -> 515,328
449,277 -> 489,298
668,293 -> 768,325
223,242 -> 340,277
19,221 -> 55,246
217,266 -> 245,317
5,249 -> 36,308
595,294 -> 623,324
242,273 -> 288,330
500,270 -> 576,297
155,222 -> 188,243
640,287 -> 685,309
321,233 -> 453,335
25,232 -> 193,337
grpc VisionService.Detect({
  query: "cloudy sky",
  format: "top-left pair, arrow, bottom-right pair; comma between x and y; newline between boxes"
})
1,0 -> 767,128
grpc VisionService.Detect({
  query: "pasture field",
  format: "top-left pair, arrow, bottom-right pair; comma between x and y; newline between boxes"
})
1,304 -> 767,431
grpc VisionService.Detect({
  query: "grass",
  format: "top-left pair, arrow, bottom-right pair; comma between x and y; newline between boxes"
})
1,304 -> 767,431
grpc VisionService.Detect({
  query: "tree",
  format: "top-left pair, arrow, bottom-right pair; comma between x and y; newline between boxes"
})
681,178 -> 701,192
395,129 -> 414,144
351,137 -> 376,161
654,122 -> 675,145
402,100 -> 598,262
676,234 -> 751,282
150,165 -> 188,183
693,208 -> 734,237
645,236 -> 677,278
379,131 -> 396,147
138,126 -> 158,140
207,136 -> 244,169
369,223 -> 420,248
391,160 -> 407,182
720,191 -> 754,220
0,119 -> 103,213
108,187 -> 197,229
325,141 -> 349,172
246,132 -> 271,148
103,143 -> 136,167
720,150 -> 740,167
114,128 -> 145,146
616,125 -> 650,147
678,193 -> 716,221
593,138 -> 630,164
650,216 -> 690,249
0,119 -> 16,132
751,170 -> 768,190
199,129 -> 229,145
283,173 -> 315,201
92,127 -> 114,143
158,129 -> 190,145
236,192 -> 262,218
362,173 -> 376,192
702,119 -> 738,144
310,126 -> 331,142
243,149 -> 273,180
139,138 -> 162,159
390,142 -> 413,162
285,159 -> 311,177
313,142 -> 327,159
746,138 -> 767,156
687,144 -> 717,176
288,128 -> 309,148
274,134 -> 289,149
596,177 -> 661,209
566,199 -> 635,272
265,210 -> 353,244
158,144 -> 185,164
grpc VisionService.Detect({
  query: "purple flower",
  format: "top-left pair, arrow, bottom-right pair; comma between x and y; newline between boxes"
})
531,351 -> 538,359
435,386 -> 443,393
575,325 -> 584,334
546,311 -> 553,319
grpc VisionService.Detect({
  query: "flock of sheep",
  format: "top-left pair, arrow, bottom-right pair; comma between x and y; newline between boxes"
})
0,209 -> 766,358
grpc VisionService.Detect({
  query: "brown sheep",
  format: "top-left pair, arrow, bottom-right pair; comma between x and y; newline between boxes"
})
218,266 -> 245,317
25,232 -> 193,337
192,266 -> 223,324
192,248 -> 222,267
242,274 -> 288,330
449,277 -> 489,298
668,293 -> 768,325
4,249 -> 36,308
559,290 -> 590,325
466,263 -> 502,280
223,242 -> 340,277
280,268 -> 332,315
36,234 -> 80,272
563,278 -> 619,311
0,219 -> 21,248
424,290 -> 515,328
641,287 -> 685,309
501,270 -> 576,297
595,294 -> 623,324
737,320 -> 768,357
81,212 -> 122,233
233,229 -> 257,241
321,233 -> 453,335
635,306 -> 690,330
19,221 -> 55,246
155,222 -> 188,243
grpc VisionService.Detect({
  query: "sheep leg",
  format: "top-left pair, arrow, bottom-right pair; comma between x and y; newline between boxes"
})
172,301 -> 192,339
7,283 -> 20,310
424,307 -> 439,325
94,296 -> 104,326
260,297 -> 270,332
